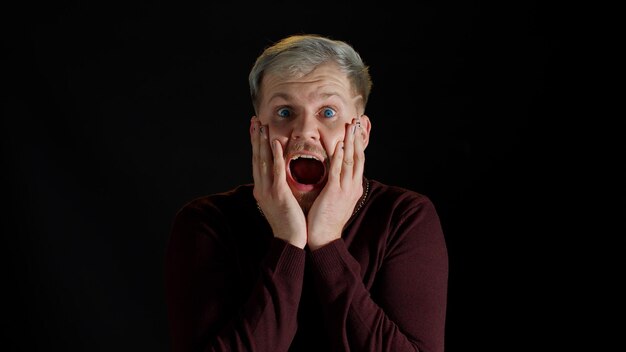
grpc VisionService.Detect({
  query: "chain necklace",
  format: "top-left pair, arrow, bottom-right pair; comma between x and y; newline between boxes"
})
352,178 -> 370,217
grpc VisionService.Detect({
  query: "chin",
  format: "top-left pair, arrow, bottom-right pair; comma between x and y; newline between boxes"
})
293,188 -> 321,215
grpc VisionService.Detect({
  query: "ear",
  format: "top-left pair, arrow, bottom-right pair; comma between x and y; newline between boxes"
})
359,115 -> 372,149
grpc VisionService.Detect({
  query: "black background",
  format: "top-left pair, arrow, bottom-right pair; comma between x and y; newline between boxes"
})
3,1 -> 622,351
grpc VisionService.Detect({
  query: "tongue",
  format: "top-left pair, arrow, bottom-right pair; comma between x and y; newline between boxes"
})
291,158 -> 324,185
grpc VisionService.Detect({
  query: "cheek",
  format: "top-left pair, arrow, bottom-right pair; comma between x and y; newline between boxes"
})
267,130 -> 290,151
321,134 -> 344,157
267,124 -> 289,140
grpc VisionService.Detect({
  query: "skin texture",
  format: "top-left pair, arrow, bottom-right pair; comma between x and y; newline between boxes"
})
249,62 -> 372,250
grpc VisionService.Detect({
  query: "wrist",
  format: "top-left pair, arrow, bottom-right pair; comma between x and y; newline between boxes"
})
307,235 -> 339,251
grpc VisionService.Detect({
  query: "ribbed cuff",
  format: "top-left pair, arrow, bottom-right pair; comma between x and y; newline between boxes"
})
309,239 -> 360,280
265,238 -> 305,278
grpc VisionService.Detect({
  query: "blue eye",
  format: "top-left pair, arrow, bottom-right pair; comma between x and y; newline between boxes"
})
277,108 -> 291,118
322,107 -> 336,118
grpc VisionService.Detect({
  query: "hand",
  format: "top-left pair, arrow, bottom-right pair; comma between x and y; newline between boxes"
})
250,118 -> 307,248
306,118 -> 365,250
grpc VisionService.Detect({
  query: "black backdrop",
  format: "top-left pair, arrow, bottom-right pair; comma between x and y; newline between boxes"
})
3,1 -> 622,351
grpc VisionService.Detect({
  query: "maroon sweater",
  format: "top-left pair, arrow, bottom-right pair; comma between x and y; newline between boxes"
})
165,179 -> 448,352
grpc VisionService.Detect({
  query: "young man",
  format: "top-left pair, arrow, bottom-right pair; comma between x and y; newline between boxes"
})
165,34 -> 449,352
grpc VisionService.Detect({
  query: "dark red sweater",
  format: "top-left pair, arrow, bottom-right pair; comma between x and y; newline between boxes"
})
165,179 -> 448,352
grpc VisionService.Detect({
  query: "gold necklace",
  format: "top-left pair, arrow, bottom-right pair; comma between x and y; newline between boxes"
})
352,178 -> 370,217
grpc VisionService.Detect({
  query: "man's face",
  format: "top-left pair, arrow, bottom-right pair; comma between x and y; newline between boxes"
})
255,63 -> 370,210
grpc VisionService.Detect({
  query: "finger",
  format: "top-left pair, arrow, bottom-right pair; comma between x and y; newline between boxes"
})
353,121 -> 365,182
341,119 -> 358,183
257,124 -> 272,185
251,118 -> 262,186
271,139 -> 286,188
328,139 -> 344,184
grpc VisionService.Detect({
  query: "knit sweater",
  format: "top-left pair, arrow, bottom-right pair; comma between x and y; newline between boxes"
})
165,179 -> 448,352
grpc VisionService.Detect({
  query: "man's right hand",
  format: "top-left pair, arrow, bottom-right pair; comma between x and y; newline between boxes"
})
250,117 -> 307,249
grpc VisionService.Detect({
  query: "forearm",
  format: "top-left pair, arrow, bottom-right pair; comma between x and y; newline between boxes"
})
207,239 -> 305,351
309,239 -> 447,352
166,212 -> 305,352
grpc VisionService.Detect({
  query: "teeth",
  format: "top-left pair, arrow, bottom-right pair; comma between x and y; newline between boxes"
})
291,154 -> 320,161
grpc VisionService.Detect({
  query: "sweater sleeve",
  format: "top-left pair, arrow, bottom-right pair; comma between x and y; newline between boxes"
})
308,198 -> 448,352
164,202 -> 305,352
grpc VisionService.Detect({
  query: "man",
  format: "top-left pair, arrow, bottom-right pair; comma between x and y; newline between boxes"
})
165,34 -> 448,352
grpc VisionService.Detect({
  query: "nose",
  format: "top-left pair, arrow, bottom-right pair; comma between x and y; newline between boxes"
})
291,113 -> 320,141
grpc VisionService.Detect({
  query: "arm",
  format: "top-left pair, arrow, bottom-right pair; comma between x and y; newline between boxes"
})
309,199 -> 449,352
164,204 -> 305,352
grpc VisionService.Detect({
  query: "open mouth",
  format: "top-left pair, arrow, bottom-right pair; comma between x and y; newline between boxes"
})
288,155 -> 327,187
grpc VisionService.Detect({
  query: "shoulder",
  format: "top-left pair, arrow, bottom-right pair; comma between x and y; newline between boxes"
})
173,184 -> 256,225
362,179 -> 444,241
363,179 -> 446,252
367,179 -> 438,216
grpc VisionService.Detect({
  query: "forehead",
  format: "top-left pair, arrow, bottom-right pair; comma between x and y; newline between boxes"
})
260,63 -> 355,104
